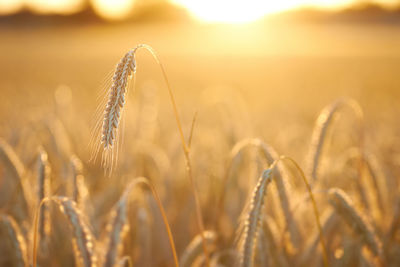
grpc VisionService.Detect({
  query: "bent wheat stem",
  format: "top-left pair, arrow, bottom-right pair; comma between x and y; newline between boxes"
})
134,44 -> 209,266
280,156 -> 328,267
306,98 -> 363,184
104,177 -> 179,267
188,111 -> 198,149
97,44 -> 209,266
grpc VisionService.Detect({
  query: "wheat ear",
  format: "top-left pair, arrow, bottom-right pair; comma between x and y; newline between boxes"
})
97,44 -> 209,265
0,138 -> 25,179
0,214 -> 28,267
102,50 -> 135,149
328,188 -> 382,257
306,98 -> 363,183
33,197 -> 97,267
103,177 -> 178,267
217,138 -> 301,249
240,166 -> 274,267
342,149 -> 387,222
103,192 -> 128,267
256,140 -> 302,248
37,148 -> 51,244
179,231 -> 216,267
70,155 -> 89,213
363,152 -> 388,218
0,138 -> 29,222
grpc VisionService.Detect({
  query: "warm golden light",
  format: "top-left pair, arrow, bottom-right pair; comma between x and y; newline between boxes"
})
26,0 -> 84,14
172,0 -> 356,23
0,0 -> 23,15
91,0 -> 135,20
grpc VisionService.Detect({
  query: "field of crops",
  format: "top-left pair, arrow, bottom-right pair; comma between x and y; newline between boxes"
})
0,20 -> 400,266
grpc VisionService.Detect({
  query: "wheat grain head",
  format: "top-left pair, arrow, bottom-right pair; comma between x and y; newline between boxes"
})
0,138 -> 29,225
239,167 -> 273,267
0,214 -> 28,267
33,197 -> 97,267
180,231 -> 216,267
328,188 -> 382,257
102,177 -> 178,267
306,98 -> 363,184
37,148 -> 51,245
217,138 -> 301,249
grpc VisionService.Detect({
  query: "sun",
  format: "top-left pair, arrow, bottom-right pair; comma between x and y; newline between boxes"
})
172,0 -> 303,23
172,0 -> 355,23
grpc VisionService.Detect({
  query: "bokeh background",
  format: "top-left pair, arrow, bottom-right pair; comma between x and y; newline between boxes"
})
1,1 -> 400,265
1,0 -> 400,161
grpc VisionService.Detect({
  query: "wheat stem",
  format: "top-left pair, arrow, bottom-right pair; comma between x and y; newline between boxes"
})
118,177 -> 179,267
188,111 -> 198,149
0,214 -> 28,267
217,138 -> 301,248
280,156 -> 329,267
134,44 -> 209,266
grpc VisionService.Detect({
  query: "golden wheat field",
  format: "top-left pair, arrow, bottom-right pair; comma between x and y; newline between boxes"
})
1,6 -> 400,267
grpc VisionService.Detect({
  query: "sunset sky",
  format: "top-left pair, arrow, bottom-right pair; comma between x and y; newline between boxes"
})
0,0 -> 398,22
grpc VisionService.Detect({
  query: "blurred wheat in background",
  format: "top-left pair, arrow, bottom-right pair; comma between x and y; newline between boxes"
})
1,0 -> 400,266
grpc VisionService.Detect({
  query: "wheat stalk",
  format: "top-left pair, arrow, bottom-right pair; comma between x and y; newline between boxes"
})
33,196 -> 97,267
217,138 -> 301,249
70,155 -> 89,213
103,193 -> 128,267
0,138 -> 29,223
179,231 -> 216,267
0,138 -> 25,179
363,152 -> 388,217
94,44 -> 209,265
261,216 -> 289,267
187,111 -> 198,149
300,209 -> 337,265
280,156 -> 328,267
328,188 -> 382,257
255,140 -> 302,248
239,166 -> 274,267
37,148 -> 51,245
386,196 -> 400,248
70,155 -> 83,202
341,148 -> 387,223
0,214 -> 28,267
306,98 -> 363,184
103,177 -> 178,267
383,194 -> 400,264
133,205 -> 152,266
